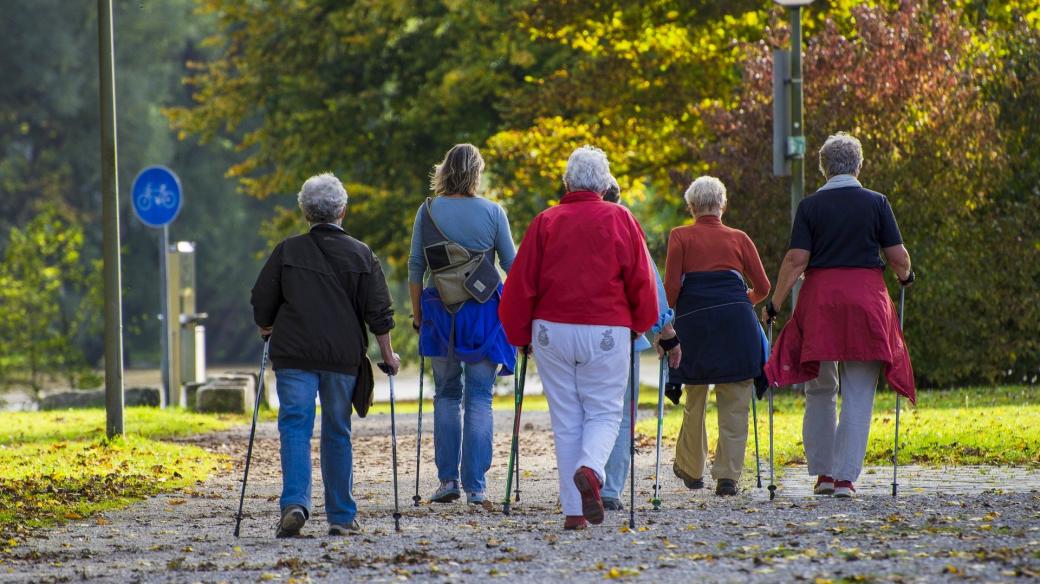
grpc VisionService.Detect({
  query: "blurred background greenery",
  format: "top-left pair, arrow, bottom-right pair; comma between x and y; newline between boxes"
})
1,0 -> 1037,390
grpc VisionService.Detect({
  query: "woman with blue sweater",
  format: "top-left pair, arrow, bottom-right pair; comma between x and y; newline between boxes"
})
408,144 -> 517,505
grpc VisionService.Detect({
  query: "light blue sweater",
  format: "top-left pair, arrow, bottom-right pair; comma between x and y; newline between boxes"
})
408,196 -> 516,284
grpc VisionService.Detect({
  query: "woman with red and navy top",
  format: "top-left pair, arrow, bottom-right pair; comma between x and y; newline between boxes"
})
499,146 -> 659,530
763,132 -> 916,499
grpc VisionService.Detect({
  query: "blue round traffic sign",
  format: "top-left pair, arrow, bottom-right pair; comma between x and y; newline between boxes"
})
131,166 -> 182,228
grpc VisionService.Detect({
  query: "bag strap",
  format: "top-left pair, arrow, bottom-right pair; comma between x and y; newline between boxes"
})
421,197 -> 494,254
308,230 -> 369,349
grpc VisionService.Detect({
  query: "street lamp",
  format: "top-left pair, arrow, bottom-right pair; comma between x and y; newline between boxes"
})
773,0 -> 814,308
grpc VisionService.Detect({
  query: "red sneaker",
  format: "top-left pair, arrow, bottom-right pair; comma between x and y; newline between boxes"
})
573,466 -> 605,525
834,480 -> 856,498
564,515 -> 588,530
814,475 -> 835,495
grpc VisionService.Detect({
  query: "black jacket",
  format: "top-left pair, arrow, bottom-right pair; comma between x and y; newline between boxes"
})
251,224 -> 395,374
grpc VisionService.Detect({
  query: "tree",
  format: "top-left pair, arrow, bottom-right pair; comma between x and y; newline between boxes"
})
0,205 -> 101,393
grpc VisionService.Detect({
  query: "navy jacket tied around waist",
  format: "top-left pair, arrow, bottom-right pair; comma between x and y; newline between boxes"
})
670,270 -> 769,394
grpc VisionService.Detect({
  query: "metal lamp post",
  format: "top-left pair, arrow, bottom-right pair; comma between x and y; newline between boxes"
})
98,0 -> 124,437
774,0 -> 814,308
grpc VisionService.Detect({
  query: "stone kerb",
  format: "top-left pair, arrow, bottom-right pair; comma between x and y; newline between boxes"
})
194,374 -> 256,414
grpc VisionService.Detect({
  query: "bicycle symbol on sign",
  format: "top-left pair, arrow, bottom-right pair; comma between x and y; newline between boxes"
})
136,183 -> 176,212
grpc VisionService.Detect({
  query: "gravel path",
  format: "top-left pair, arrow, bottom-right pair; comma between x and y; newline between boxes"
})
3,410 -> 1039,583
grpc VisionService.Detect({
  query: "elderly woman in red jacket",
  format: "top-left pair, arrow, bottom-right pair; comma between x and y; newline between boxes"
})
764,132 -> 915,499
500,146 -> 659,531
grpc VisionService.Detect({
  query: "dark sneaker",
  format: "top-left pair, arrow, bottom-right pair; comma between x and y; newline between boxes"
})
814,475 -> 836,496
602,497 -> 624,511
275,504 -> 306,538
564,515 -> 588,530
673,465 -> 705,490
328,519 -> 361,536
715,478 -> 738,496
430,480 -> 461,503
573,466 -> 605,525
833,480 -> 856,498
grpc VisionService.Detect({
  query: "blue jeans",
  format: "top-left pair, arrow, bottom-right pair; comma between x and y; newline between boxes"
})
275,368 -> 357,525
430,357 -> 498,494
602,356 -> 640,501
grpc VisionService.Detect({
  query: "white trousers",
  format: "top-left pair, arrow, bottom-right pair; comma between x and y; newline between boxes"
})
533,319 -> 630,516
803,360 -> 881,482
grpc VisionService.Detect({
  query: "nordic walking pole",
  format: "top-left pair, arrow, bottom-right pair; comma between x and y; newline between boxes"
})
378,362 -> 403,532
514,352 -> 527,503
502,350 -> 528,515
751,386 -> 762,489
892,287 -> 905,497
767,320 -> 777,501
413,356 -> 425,506
652,357 -> 666,510
628,339 -> 637,529
234,337 -> 270,537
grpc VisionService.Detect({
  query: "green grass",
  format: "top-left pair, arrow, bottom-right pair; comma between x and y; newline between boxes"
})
636,385 -> 1040,470
0,407 -> 239,545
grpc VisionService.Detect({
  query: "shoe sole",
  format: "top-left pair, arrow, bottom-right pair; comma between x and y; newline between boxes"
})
276,510 -> 306,538
573,472 -> 604,525
833,489 -> 853,498
814,487 -> 835,496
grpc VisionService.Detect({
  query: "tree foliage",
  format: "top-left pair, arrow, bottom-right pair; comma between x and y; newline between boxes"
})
0,205 -> 101,392
169,0 -> 1040,385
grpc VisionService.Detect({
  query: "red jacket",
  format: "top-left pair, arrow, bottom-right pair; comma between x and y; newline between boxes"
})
764,268 -> 916,403
499,191 -> 659,347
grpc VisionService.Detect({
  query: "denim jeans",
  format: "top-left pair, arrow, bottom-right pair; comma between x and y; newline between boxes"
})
602,355 -> 640,501
430,357 -> 498,494
275,368 -> 357,525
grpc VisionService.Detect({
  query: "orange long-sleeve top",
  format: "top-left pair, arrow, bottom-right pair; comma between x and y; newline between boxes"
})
663,215 -> 771,307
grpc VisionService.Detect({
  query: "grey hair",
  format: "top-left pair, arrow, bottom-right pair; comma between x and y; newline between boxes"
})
431,143 -> 484,197
298,172 -> 348,224
603,175 -> 621,203
684,176 -> 727,216
563,145 -> 612,193
818,132 -> 864,178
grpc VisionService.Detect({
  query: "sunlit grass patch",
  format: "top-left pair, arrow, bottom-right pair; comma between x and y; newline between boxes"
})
636,386 -> 1040,469
0,407 -> 234,545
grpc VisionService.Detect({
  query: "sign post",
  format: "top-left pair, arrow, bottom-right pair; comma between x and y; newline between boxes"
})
131,166 -> 183,408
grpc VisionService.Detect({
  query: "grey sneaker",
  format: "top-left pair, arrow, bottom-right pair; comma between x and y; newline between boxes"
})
328,519 -> 361,536
602,497 -> 624,511
430,480 -> 461,503
466,491 -> 486,505
275,504 -> 306,538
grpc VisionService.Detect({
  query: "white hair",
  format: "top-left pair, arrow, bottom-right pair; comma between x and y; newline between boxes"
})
563,145 -> 612,193
298,172 -> 348,224
684,176 -> 727,216
818,132 -> 864,178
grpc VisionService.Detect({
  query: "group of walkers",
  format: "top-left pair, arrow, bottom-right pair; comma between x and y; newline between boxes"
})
251,133 -> 916,537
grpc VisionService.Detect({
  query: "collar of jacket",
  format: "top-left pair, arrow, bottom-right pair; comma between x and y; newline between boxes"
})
311,223 -> 346,234
694,214 -> 723,227
818,174 -> 862,191
560,190 -> 604,204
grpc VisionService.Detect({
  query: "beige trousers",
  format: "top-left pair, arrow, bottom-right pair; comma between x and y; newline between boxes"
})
674,380 -> 753,481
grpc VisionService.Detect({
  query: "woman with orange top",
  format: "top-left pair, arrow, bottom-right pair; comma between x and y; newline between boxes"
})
664,176 -> 771,497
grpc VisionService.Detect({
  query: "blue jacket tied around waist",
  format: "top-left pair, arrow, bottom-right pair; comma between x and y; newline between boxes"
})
669,270 -> 769,395
419,286 -> 516,376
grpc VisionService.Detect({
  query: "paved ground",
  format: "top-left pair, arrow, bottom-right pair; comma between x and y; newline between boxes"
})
3,410 -> 1040,583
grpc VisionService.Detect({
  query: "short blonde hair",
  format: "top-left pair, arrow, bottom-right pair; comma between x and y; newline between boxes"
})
431,144 -> 484,196
684,176 -> 727,216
